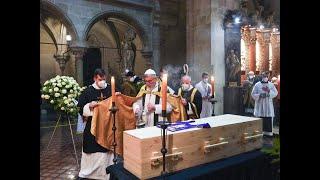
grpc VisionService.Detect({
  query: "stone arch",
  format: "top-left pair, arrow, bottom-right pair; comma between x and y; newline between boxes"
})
40,21 -> 58,52
40,0 -> 79,42
83,11 -> 149,50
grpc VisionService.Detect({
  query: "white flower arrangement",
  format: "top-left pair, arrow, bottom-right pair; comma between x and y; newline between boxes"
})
41,75 -> 86,116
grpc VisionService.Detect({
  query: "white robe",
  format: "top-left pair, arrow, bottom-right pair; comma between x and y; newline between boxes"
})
133,82 -> 173,127
76,113 -> 86,134
168,86 -> 175,95
78,82 -> 113,180
251,81 -> 278,117
195,81 -> 213,118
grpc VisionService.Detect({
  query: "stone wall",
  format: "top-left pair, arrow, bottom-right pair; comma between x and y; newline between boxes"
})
40,21 -> 75,83
186,0 -> 212,82
159,0 -> 186,71
87,20 -> 146,77
186,0 -> 239,115
47,0 -> 154,51
41,0 -> 159,84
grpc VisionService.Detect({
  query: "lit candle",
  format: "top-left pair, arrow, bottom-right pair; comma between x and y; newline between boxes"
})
211,76 -> 215,96
161,74 -> 168,111
111,76 -> 115,102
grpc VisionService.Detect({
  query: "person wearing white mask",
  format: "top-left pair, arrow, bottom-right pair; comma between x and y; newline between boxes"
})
77,68 -> 115,180
176,75 -> 202,119
133,69 -> 173,128
122,70 -> 143,97
195,72 -> 213,118
251,71 -> 278,139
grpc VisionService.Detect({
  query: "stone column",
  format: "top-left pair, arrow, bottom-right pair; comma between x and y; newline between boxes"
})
249,27 -> 257,72
71,47 -> 86,86
211,1 -> 225,115
256,29 -> 271,73
241,26 -> 250,73
270,30 -> 280,77
53,54 -> 70,75
141,50 -> 153,70
152,3 -> 161,72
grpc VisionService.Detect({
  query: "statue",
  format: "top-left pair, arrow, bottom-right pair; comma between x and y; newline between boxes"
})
226,49 -> 241,84
121,28 -> 136,72
251,9 -> 262,26
266,11 -> 276,28
240,0 -> 249,16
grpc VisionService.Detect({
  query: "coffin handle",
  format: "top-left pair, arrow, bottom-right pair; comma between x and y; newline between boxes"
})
242,131 -> 263,143
150,151 -> 183,167
204,137 -> 229,153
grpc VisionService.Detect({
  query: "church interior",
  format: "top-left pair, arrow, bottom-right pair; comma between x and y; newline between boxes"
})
40,0 -> 280,179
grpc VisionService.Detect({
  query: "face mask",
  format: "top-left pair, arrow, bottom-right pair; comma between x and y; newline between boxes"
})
97,80 -> 106,88
129,77 -> 134,82
262,77 -> 268,82
249,75 -> 254,79
182,83 -> 190,91
203,78 -> 209,83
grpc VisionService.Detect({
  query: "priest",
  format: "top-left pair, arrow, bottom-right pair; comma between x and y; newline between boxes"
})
251,71 -> 278,138
133,69 -> 173,127
176,75 -> 202,119
77,68 -> 115,180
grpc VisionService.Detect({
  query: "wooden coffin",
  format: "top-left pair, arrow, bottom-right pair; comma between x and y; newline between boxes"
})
123,114 -> 263,179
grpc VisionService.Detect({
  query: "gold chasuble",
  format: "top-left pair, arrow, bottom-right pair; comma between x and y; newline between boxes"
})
91,94 -> 137,156
136,85 -> 187,122
91,91 -> 186,156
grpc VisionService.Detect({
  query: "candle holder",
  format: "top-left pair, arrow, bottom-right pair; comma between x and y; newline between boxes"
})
109,101 -> 119,164
158,110 -> 171,176
210,96 -> 217,116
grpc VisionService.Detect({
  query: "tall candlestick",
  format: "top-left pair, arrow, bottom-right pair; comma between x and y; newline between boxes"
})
111,76 -> 115,102
277,75 -> 280,99
211,76 -> 215,96
161,74 -> 168,111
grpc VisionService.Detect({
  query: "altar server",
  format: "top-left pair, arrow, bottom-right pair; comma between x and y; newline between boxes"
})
77,68 -> 114,180
133,69 -> 173,127
195,72 -> 213,118
251,71 -> 278,137
176,75 -> 202,119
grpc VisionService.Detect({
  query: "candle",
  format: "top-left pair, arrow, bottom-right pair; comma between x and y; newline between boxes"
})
161,74 -> 168,111
111,76 -> 115,102
211,76 -> 215,96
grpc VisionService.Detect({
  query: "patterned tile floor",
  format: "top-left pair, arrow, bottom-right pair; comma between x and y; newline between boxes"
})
40,122 -> 82,180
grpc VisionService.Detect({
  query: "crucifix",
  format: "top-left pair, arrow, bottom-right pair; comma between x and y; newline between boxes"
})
97,91 -> 106,102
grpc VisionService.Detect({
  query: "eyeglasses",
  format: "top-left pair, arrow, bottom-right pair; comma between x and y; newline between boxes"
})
144,79 -> 154,83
